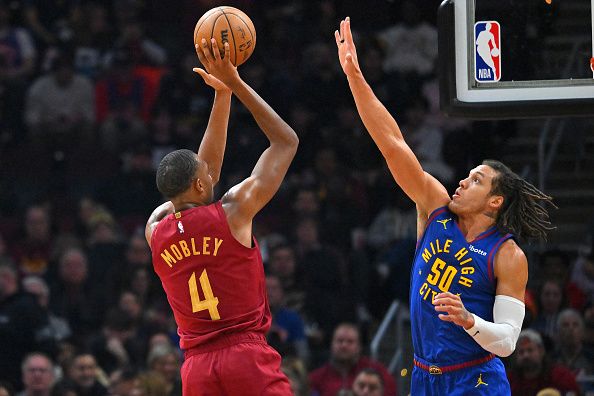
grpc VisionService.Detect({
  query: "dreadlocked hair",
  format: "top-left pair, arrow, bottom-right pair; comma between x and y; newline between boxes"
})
483,159 -> 557,241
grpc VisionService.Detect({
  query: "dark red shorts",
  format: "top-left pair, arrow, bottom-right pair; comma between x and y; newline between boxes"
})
180,333 -> 292,396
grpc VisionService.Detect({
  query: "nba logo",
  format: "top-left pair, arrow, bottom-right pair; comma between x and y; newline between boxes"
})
474,21 -> 501,82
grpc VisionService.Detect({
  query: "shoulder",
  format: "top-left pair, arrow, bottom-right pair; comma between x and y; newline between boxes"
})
494,239 -> 527,271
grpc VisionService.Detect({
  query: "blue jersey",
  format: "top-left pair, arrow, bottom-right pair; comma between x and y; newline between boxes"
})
410,206 -> 513,363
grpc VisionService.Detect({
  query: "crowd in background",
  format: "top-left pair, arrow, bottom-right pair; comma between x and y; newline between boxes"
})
0,1 -> 592,395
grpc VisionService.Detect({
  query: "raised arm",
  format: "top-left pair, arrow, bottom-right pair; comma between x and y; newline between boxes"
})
196,39 -> 298,245
193,48 -> 232,186
335,17 -> 449,214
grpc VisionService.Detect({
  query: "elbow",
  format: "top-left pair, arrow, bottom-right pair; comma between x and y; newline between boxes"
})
497,345 -> 515,358
488,338 -> 516,357
284,128 -> 299,154
288,128 -> 299,148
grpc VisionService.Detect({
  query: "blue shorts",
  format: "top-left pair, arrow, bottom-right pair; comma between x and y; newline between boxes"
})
411,354 -> 511,396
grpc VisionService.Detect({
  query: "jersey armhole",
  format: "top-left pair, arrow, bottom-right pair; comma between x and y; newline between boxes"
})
214,201 -> 258,251
416,206 -> 449,249
487,234 -> 514,283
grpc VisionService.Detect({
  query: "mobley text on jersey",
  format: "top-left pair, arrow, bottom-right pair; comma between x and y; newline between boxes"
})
159,236 -> 224,268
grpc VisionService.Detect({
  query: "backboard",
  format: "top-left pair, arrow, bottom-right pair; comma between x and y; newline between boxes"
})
439,0 -> 594,118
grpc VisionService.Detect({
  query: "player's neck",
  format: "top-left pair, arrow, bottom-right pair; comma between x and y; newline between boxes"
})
171,200 -> 202,212
456,213 -> 496,241
171,193 -> 211,212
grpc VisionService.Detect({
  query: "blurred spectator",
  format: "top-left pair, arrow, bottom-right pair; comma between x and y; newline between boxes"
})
553,309 -> 594,376
50,247 -> 102,339
17,353 -> 55,396
377,0 -> 437,77
296,41 -> 345,126
60,353 -> 107,396
97,145 -> 161,220
531,280 -> 566,341
146,344 -> 181,396
25,52 -> 94,148
0,0 -> 35,145
0,262 -> 52,390
309,323 -> 397,396
21,0 -> 75,49
71,3 -> 114,80
87,308 -> 144,375
311,147 -> 368,245
584,300 -> 594,352
109,19 -> 166,67
571,251 -> 594,308
153,51 -> 210,120
105,232 -> 165,310
136,371 -> 168,396
367,188 -> 416,251
22,276 -> 72,344
0,1 -> 36,81
281,357 -> 310,396
507,329 -> 580,396
539,249 -> 586,311
95,48 -> 152,126
107,367 -> 139,396
11,205 -> 53,276
267,244 -> 305,313
294,217 -> 354,351
266,275 -> 310,364
352,367 -> 385,396
149,109 -> 176,171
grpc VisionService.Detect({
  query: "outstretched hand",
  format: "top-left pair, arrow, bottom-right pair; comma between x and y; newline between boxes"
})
194,38 -> 240,88
334,17 -> 361,77
193,66 -> 229,92
433,292 -> 475,329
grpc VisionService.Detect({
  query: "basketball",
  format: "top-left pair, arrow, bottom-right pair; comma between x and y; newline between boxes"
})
193,6 -> 256,66
491,48 -> 499,57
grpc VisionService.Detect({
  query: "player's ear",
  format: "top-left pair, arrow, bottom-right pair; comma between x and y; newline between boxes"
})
488,194 -> 504,210
194,178 -> 204,193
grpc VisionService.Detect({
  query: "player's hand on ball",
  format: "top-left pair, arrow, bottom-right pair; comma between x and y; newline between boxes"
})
433,292 -> 475,330
195,38 -> 239,87
335,17 -> 361,77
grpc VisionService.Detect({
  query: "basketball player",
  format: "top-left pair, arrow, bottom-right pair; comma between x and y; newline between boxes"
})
145,39 -> 297,395
335,18 -> 554,395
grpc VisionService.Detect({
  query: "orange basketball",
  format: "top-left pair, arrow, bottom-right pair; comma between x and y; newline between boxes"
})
193,6 -> 256,67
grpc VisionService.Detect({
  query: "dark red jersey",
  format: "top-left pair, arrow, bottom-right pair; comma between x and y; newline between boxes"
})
150,201 -> 271,350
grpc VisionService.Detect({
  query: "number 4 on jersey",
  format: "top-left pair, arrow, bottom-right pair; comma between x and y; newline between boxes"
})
188,269 -> 220,320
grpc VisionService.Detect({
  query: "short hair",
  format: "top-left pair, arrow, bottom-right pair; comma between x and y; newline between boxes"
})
518,329 -> 544,347
333,322 -> 361,341
355,367 -> 385,388
21,352 -> 54,373
156,149 -> 198,199
147,344 -> 178,368
483,159 -> 556,241
557,308 -> 584,329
